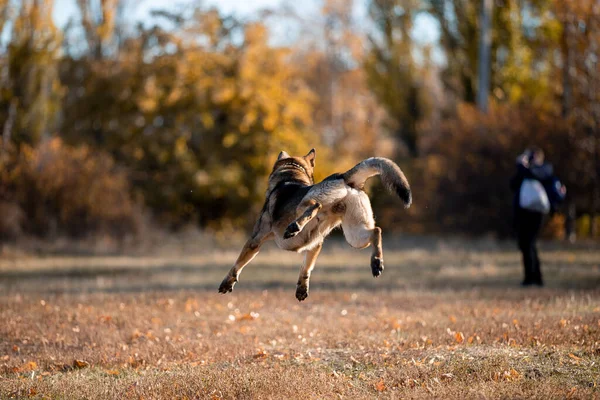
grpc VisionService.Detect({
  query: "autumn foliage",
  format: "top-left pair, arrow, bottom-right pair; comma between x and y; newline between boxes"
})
1,0 -> 599,240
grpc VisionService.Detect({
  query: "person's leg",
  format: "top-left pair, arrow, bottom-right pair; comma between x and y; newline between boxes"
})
530,212 -> 544,285
517,210 -> 536,285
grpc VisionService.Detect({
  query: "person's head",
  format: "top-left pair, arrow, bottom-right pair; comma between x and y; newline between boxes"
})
528,146 -> 545,166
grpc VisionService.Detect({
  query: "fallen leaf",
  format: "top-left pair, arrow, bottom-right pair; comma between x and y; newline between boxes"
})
238,312 -> 259,321
375,378 -> 386,392
106,369 -> 120,376
559,319 -> 568,328
22,361 -> 37,371
73,360 -> 89,369
455,332 -> 464,344
253,350 -> 268,359
441,373 -> 454,381
99,315 -> 112,323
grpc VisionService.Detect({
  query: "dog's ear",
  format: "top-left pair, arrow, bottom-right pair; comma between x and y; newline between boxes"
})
304,148 -> 316,167
277,151 -> 290,160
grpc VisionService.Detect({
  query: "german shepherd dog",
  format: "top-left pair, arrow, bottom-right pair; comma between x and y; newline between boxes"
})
218,149 -> 412,301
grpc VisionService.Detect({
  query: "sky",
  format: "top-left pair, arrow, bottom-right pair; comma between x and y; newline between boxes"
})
53,0 -> 315,28
51,0 -> 440,46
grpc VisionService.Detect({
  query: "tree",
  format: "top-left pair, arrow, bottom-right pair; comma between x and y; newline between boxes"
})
364,0 -> 430,157
0,0 -> 63,148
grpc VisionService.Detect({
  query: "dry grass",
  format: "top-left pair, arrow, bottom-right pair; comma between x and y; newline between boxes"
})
1,239 -> 599,399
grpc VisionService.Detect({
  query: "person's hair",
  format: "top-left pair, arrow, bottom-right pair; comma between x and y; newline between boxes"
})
527,146 -> 544,162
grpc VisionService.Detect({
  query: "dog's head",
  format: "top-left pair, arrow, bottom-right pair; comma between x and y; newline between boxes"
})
270,149 -> 316,184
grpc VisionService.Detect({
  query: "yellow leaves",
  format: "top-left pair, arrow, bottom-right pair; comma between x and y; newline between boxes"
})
174,137 -> 189,158
213,83 -> 236,105
222,133 -> 238,148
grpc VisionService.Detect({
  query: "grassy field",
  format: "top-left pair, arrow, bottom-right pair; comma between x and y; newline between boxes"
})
1,238 -> 600,399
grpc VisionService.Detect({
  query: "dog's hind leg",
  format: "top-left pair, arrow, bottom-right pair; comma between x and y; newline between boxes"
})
295,242 -> 323,301
341,191 -> 385,277
369,227 -> 384,277
218,227 -> 273,294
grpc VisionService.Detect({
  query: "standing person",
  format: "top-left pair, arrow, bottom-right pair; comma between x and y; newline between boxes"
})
510,147 -> 565,287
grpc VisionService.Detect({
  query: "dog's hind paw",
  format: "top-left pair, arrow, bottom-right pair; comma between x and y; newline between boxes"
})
218,275 -> 237,293
295,285 -> 309,301
371,256 -> 384,277
284,222 -> 300,239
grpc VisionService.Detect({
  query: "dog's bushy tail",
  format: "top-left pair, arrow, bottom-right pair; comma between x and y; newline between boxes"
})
343,157 -> 412,208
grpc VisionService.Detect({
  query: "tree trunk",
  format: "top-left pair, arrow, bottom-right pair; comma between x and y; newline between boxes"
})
565,202 -> 576,243
1,99 -> 17,155
477,0 -> 493,113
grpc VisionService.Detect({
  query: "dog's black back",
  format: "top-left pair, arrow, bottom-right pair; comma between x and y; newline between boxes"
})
272,182 -> 311,221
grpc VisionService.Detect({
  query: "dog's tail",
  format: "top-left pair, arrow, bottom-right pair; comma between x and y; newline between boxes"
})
343,157 -> 412,208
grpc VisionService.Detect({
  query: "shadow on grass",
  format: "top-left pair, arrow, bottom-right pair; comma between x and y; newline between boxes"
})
2,266 -> 599,295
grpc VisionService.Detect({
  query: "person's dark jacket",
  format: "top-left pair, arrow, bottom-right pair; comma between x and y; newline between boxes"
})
510,162 -> 555,217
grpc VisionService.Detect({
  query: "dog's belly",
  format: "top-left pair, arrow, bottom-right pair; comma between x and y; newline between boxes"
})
274,213 -> 341,252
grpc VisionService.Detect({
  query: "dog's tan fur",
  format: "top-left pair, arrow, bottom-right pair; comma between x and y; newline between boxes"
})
218,149 -> 412,301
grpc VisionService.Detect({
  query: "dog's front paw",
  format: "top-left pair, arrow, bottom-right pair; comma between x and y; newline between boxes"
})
371,256 -> 384,277
295,284 -> 309,301
218,275 -> 237,293
284,222 -> 300,239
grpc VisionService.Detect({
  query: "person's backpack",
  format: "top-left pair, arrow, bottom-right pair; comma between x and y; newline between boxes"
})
519,178 -> 550,214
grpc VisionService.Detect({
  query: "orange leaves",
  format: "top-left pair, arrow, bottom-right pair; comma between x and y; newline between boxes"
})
253,350 -> 268,360
184,298 -> 199,313
446,327 -> 467,345
493,368 -> 521,382
227,310 -> 260,323
105,369 -> 120,376
22,361 -> 38,371
454,332 -> 464,344
560,319 -> 569,328
374,378 -> 386,392
238,312 -> 260,321
73,360 -> 90,369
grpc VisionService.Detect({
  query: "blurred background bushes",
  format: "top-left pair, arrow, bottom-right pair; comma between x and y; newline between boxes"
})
1,0 -> 599,242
